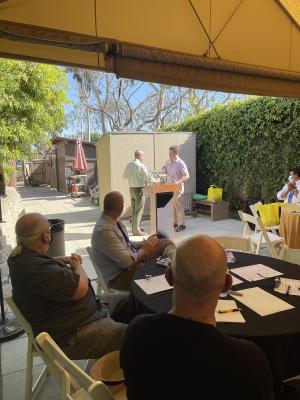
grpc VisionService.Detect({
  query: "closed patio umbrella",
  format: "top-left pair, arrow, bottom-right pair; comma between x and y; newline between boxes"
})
74,139 -> 87,173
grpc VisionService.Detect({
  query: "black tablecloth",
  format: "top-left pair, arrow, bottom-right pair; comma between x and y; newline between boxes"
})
131,252 -> 300,394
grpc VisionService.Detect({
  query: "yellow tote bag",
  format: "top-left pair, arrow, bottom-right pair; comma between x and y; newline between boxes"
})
257,202 -> 284,227
207,185 -> 223,202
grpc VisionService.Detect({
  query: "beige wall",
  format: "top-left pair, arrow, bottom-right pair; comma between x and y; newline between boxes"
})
96,132 -> 196,217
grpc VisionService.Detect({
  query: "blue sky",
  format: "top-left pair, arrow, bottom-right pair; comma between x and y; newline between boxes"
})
61,72 -> 78,137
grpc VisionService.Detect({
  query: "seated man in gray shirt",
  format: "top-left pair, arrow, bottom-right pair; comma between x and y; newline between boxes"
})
8,212 -> 130,360
91,191 -> 175,291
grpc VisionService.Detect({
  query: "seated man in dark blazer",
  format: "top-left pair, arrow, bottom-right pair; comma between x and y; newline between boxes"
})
120,235 -> 274,400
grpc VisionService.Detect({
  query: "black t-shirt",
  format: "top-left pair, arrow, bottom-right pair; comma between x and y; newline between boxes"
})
8,249 -> 101,344
120,313 -> 275,400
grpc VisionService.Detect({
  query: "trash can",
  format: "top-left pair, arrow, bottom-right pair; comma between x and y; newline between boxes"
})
47,218 -> 65,257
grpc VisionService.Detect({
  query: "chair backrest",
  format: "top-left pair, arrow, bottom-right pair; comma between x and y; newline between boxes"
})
238,210 -> 258,237
239,210 -> 282,258
249,202 -> 262,219
36,332 -> 115,400
86,246 -> 109,292
5,296 -> 42,353
6,296 -> 32,337
213,236 -> 251,252
250,202 -> 281,229
279,246 -> 300,265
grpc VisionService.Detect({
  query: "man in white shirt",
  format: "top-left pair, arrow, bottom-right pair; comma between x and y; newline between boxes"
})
123,150 -> 151,235
277,167 -> 300,204
163,145 -> 190,232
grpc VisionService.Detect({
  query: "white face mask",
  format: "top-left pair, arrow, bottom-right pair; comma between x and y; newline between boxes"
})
288,176 -> 293,183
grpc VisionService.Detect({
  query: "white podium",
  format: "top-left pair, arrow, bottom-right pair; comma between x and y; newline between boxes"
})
143,183 -> 181,240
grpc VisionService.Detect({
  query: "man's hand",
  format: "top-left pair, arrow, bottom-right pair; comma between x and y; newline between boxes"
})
56,253 -> 83,266
288,182 -> 296,191
69,254 -> 82,271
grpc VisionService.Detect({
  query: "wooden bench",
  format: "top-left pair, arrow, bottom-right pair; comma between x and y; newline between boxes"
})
193,200 -> 229,221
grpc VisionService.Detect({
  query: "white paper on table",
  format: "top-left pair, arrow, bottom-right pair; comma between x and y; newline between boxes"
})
215,300 -> 245,323
229,287 -> 294,316
230,264 -> 283,282
274,278 -> 300,296
230,274 -> 243,286
134,274 -> 173,295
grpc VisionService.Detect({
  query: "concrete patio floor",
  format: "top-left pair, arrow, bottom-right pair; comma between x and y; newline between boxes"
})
1,185 -> 245,399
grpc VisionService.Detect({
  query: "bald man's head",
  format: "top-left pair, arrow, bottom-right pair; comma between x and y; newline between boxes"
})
173,235 -> 227,298
103,191 -> 124,216
15,213 -> 49,248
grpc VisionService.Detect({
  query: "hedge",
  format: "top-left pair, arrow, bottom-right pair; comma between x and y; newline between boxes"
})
166,97 -> 300,209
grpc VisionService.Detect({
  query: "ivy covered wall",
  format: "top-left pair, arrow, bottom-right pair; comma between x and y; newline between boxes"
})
166,97 -> 300,209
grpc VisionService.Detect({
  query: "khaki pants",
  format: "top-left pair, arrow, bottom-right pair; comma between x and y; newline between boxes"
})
130,187 -> 145,232
173,191 -> 185,225
61,292 -> 129,360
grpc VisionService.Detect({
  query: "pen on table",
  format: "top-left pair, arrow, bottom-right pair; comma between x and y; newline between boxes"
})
286,285 -> 291,296
218,308 -> 242,314
227,290 -> 244,297
257,273 -> 267,278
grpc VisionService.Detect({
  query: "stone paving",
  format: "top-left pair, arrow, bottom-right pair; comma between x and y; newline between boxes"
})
1,185 -> 245,399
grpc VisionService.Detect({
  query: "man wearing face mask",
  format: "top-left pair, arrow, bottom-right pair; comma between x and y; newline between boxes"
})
8,213 -> 130,359
277,167 -> 300,204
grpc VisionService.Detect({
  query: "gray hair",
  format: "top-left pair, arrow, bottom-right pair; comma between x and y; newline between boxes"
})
11,213 -> 48,257
134,150 -> 144,159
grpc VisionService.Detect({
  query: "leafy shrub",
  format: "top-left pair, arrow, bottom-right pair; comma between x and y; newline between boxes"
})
166,97 -> 300,209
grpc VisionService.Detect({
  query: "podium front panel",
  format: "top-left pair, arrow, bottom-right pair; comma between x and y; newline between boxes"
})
156,192 -> 174,240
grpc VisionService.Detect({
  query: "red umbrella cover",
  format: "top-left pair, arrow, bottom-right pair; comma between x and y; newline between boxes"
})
74,139 -> 87,172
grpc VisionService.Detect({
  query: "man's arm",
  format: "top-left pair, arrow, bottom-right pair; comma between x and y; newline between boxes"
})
277,183 -> 294,200
141,164 -> 152,184
69,255 -> 89,300
93,227 -> 139,270
176,162 -> 190,184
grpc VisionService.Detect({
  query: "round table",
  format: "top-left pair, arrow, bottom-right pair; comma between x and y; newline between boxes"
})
131,252 -> 300,393
280,204 -> 300,249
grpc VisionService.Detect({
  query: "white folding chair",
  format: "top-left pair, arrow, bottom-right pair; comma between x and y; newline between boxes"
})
249,202 -> 280,235
86,246 -> 110,293
279,245 -> 300,265
238,210 -> 284,258
213,236 -> 251,252
5,297 -> 48,400
36,332 -> 124,400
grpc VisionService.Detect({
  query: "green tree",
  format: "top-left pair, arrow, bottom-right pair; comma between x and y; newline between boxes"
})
0,60 -> 68,167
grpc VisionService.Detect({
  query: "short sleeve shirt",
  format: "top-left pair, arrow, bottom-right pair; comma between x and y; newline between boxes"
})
8,249 -> 101,343
164,157 -> 189,191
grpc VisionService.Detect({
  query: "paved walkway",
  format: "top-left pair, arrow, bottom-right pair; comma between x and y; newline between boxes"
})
1,185 -> 244,399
